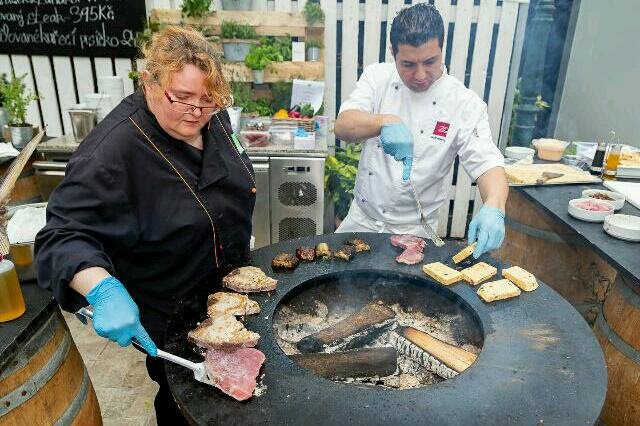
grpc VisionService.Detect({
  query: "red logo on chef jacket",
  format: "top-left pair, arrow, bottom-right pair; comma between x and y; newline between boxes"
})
432,121 -> 450,140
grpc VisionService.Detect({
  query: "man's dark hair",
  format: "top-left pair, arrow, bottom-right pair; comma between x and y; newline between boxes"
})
390,3 -> 444,56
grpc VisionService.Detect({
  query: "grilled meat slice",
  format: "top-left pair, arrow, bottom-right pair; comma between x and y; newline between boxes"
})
207,292 -> 261,317
222,266 -> 277,293
334,245 -> 354,261
345,238 -> 370,252
271,253 -> 300,271
188,314 -> 260,349
295,246 -> 316,262
315,242 -> 332,260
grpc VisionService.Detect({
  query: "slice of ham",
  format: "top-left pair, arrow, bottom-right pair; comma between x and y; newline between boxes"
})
395,247 -> 424,265
205,347 -> 266,401
390,235 -> 427,265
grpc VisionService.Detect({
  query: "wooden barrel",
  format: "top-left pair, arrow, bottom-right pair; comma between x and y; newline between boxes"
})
495,189 -> 617,323
594,275 -> 640,425
0,309 -> 102,425
0,153 -> 43,206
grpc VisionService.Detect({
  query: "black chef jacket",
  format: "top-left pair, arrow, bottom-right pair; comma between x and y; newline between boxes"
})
34,91 -> 255,318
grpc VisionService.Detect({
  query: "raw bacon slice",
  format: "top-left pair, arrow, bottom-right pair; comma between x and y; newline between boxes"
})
390,235 -> 427,265
395,248 -> 424,265
205,347 -> 266,401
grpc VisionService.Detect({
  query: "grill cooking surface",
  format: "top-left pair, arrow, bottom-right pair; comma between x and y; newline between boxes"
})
164,233 -> 606,425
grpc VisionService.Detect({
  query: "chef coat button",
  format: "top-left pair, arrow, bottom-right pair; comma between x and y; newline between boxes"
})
369,171 -> 373,176
382,209 -> 386,214
432,101 -> 436,105
420,130 -> 424,134
251,187 -> 257,194
394,85 -> 399,90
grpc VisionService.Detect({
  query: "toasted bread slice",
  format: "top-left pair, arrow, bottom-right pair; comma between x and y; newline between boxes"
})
452,243 -> 477,264
222,266 -> 277,293
477,279 -> 521,303
502,266 -> 539,292
207,292 -> 261,317
423,262 -> 463,285
461,262 -> 497,285
188,314 -> 260,349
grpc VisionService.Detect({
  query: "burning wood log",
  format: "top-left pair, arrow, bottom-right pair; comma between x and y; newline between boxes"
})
391,326 -> 478,380
297,302 -> 396,353
290,347 -> 397,378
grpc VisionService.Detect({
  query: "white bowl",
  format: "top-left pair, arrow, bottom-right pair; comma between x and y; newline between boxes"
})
505,146 -> 535,160
603,214 -> 640,242
568,198 -> 614,222
581,189 -> 626,210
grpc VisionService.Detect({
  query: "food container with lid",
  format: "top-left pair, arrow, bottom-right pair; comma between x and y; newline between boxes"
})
240,130 -> 270,148
581,189 -> 625,210
568,198 -> 614,222
505,146 -> 535,160
603,214 -> 640,242
533,139 -> 570,161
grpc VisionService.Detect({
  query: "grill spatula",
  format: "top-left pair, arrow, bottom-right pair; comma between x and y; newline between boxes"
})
75,307 -> 214,386
408,179 -> 445,247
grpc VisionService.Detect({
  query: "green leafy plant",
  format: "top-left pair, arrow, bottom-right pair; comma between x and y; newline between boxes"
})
231,82 -> 254,110
181,0 -> 213,18
303,0 -> 325,25
244,45 -> 273,71
254,98 -> 273,117
221,20 -> 257,39
507,79 -> 551,146
135,19 -> 160,51
325,143 -> 361,221
0,73 -> 8,106
269,82 -> 292,111
305,39 -> 323,49
0,74 -> 39,126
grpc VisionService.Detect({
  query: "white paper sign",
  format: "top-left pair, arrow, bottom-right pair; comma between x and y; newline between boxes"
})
291,79 -> 325,113
292,42 -> 306,62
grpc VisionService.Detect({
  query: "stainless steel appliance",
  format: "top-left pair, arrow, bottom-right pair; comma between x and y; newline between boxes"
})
250,157 -> 270,249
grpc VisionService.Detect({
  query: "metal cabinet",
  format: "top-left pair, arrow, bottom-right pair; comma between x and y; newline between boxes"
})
250,158 -> 270,249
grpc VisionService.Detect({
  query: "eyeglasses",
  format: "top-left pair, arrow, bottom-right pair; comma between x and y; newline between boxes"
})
164,91 -> 221,116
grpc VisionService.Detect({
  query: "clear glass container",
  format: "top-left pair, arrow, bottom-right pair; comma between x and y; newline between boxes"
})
0,258 -> 26,322
603,144 -> 622,180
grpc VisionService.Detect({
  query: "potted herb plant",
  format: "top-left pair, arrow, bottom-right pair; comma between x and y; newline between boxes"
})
181,0 -> 213,18
0,73 -> 9,141
221,21 -> 258,62
222,0 -> 253,11
303,0 -> 325,25
305,39 -> 323,62
244,45 -> 271,84
0,74 -> 39,149
325,143 -> 361,228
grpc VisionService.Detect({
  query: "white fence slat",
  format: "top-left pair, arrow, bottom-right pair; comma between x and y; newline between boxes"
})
340,0 -> 359,106
73,57 -> 95,102
363,0 -> 382,67
434,0 -> 451,54
321,0 -> 337,146
274,0 -> 292,12
213,0 -> 223,10
115,58 -> 135,96
154,0 -> 171,8
0,55 -> 12,77
385,0 -> 404,63
94,57 -> 113,78
297,0 -> 307,13
254,0 -> 268,10
52,57 -> 78,134
436,167 -> 454,237
31,56 -> 63,136
10,55 -> 41,128
173,0 -> 184,9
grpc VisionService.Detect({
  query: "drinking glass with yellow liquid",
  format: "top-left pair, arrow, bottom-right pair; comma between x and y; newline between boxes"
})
0,257 -> 26,322
603,144 -> 622,181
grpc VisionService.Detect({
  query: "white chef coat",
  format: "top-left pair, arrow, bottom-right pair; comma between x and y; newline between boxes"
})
336,63 -> 504,235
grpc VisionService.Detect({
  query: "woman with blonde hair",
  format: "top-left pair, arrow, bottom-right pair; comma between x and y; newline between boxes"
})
35,26 -> 255,423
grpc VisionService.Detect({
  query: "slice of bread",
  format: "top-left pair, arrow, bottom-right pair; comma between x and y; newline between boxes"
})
502,266 -> 539,292
207,292 -> 261,317
452,243 -> 477,264
423,262 -> 463,285
461,262 -> 497,285
188,314 -> 260,349
477,279 -> 521,303
222,266 -> 277,293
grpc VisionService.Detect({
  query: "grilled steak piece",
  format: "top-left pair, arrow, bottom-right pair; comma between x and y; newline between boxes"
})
296,246 -> 316,262
188,314 -> 260,349
334,245 -> 354,261
315,242 -> 332,260
271,253 -> 299,271
391,234 -> 427,265
205,347 -> 266,401
395,248 -> 424,265
207,292 -> 260,317
222,266 -> 277,293
345,238 -> 371,252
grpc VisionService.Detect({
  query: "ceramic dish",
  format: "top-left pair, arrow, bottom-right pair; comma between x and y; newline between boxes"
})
505,146 -> 535,160
582,189 -> 626,210
603,214 -> 640,242
568,198 -> 614,222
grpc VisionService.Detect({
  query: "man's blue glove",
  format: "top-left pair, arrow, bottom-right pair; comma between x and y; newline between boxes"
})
380,122 -> 413,181
468,206 -> 506,259
86,276 -> 158,356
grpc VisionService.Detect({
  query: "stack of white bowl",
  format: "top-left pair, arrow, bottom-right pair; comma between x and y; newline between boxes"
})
84,93 -> 112,122
98,76 -> 125,106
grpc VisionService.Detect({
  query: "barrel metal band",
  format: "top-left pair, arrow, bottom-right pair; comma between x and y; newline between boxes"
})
505,216 -> 585,246
596,314 -> 640,365
54,367 -> 90,426
0,330 -> 71,417
0,313 -> 61,380
615,275 -> 640,309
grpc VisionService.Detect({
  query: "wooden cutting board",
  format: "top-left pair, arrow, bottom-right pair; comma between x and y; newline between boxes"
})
505,163 -> 601,186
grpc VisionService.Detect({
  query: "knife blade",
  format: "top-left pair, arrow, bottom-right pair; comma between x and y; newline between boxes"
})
408,179 -> 445,247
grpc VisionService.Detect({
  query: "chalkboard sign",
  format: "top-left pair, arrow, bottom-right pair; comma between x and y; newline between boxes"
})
0,1 -> 146,57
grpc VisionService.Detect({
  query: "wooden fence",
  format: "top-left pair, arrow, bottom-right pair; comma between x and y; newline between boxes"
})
0,0 -> 529,238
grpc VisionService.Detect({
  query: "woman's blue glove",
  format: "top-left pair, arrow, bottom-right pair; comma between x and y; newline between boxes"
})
380,122 -> 413,181
86,276 -> 158,356
468,206 -> 506,259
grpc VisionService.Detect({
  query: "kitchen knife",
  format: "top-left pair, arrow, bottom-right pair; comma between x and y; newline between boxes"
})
75,307 -> 215,387
408,179 -> 445,247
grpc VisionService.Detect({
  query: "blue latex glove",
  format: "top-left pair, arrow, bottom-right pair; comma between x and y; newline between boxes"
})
86,276 -> 158,356
468,206 -> 506,259
380,122 -> 413,181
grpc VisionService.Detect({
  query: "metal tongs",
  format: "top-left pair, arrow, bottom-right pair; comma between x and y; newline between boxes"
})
75,307 -> 214,386
407,179 -> 445,247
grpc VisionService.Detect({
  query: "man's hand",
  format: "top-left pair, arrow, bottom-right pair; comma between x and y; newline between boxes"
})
468,206 -> 505,259
85,276 -> 158,356
380,121 -> 413,180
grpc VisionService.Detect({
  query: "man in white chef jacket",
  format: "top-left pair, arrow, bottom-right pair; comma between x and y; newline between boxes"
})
335,2 -> 508,259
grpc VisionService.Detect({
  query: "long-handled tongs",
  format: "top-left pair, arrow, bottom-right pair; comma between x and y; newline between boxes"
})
407,179 -> 445,247
75,307 -> 214,386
